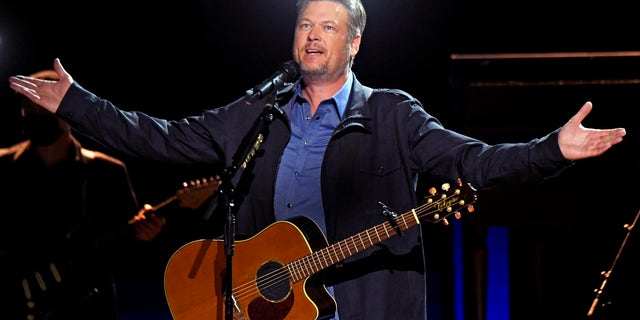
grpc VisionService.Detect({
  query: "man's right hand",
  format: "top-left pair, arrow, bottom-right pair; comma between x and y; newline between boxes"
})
8,58 -> 73,114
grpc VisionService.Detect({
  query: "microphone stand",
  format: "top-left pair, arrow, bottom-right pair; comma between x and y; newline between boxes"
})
587,208 -> 640,317
208,92 -> 281,320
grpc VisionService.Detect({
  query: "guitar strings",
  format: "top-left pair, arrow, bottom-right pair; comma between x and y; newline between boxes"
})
229,185 -> 469,308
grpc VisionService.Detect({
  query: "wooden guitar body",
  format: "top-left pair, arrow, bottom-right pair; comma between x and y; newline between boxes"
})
164,216 -> 335,320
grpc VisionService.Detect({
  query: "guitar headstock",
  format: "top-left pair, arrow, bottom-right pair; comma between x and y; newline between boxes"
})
175,176 -> 222,209
420,178 -> 477,225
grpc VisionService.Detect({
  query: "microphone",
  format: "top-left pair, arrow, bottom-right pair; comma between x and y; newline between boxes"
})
244,60 -> 300,105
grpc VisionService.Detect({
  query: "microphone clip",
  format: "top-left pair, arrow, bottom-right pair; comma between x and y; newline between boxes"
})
244,60 -> 300,105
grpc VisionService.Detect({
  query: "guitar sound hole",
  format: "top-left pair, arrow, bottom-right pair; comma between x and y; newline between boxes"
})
256,261 -> 290,302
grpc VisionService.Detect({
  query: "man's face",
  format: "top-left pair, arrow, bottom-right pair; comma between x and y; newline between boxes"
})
293,1 -> 360,82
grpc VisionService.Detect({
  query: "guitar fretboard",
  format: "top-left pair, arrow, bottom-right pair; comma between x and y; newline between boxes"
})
285,182 -> 473,282
287,211 -> 419,282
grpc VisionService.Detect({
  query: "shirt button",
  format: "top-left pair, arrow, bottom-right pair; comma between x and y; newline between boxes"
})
287,203 -> 293,208
295,171 -> 300,176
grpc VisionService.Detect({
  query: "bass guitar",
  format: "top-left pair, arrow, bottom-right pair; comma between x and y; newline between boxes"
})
164,179 -> 476,320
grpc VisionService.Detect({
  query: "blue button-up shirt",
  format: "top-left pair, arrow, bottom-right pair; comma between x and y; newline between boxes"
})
274,72 -> 352,320
274,72 -> 352,231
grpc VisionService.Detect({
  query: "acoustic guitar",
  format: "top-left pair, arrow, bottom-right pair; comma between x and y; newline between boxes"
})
164,179 -> 476,320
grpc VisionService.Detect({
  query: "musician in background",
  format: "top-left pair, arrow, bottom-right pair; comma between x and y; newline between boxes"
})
0,69 -> 167,320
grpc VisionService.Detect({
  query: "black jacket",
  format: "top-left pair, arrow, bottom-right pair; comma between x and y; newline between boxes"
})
58,74 -> 570,319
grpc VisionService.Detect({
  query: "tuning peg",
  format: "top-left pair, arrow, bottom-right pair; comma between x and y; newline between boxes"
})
441,183 -> 451,191
454,212 -> 461,219
442,218 -> 449,226
467,204 -> 475,213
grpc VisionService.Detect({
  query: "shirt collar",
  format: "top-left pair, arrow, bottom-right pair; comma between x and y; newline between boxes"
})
294,71 -> 353,119
333,71 -> 353,119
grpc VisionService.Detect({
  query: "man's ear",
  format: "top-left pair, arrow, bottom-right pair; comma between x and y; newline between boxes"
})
350,34 -> 361,57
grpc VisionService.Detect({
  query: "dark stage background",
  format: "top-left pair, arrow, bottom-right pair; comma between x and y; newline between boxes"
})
1,1 -> 638,319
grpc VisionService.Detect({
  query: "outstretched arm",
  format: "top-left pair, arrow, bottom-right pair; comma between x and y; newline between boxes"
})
8,58 -> 73,114
557,101 -> 626,160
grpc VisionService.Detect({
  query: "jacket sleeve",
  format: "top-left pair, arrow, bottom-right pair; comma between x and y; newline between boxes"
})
57,82 -> 241,165
403,94 -> 573,188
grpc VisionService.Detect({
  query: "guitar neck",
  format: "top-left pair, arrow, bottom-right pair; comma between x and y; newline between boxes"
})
287,210 -> 419,282
103,177 -> 220,245
286,180 -> 475,283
